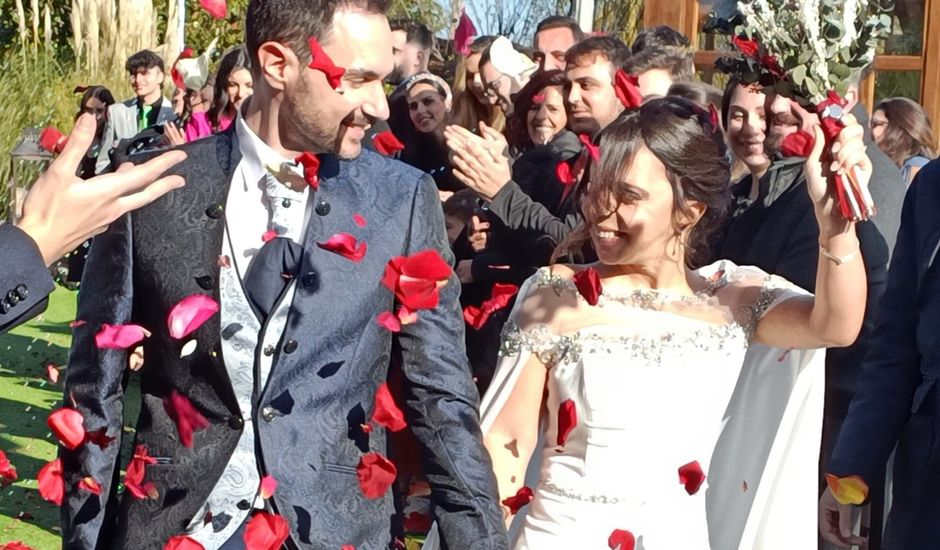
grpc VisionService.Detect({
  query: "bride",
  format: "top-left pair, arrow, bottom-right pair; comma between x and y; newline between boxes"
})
477,96 -> 870,549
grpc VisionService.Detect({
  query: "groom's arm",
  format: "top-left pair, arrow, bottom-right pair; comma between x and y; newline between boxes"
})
60,213 -> 134,549
398,174 -> 508,549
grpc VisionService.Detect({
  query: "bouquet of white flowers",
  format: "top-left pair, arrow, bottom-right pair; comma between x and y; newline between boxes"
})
730,0 -> 893,221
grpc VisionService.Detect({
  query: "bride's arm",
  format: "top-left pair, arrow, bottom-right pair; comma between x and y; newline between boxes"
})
483,353 -> 547,524
754,117 -> 870,349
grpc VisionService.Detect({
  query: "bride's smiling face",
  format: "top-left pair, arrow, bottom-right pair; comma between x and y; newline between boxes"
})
584,145 -> 682,266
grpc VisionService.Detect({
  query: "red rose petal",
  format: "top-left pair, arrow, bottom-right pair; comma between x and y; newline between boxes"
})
779,130 -> 816,158
47,407 -> 85,450
317,233 -> 368,262
396,306 -> 418,325
0,449 -> 18,486
453,9 -> 477,56
295,151 -> 321,189
732,35 -> 760,58
372,382 -> 407,432
376,311 -> 401,332
373,130 -> 405,156
164,535 -> 205,550
360,423 -> 373,433
163,390 -> 210,449
243,511 -> 290,550
84,427 -> 116,449
341,546 -> 355,550
573,268 -> 602,306
218,255 -> 232,268
95,323 -> 150,349
0,542 -> 37,550
608,529 -> 636,550
462,283 -> 518,330
614,69 -> 642,109
353,214 -> 367,227
403,511 -> 432,534
678,460 -> 706,495
68,319 -> 87,328
578,134 -> 600,161
532,93 -> 546,104
262,230 -> 278,243
46,363 -> 59,384
124,445 -> 158,500
555,160 -> 575,185
79,476 -> 102,495
501,486 -> 533,515
199,0 -> 226,19
37,458 -> 64,505
307,37 -> 346,89
556,399 -> 577,447
381,250 -> 452,311
167,294 -> 219,340
259,475 -> 277,499
39,126 -> 66,154
356,452 -> 397,499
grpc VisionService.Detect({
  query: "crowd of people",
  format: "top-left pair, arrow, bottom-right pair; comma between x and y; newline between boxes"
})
1,0 -> 939,548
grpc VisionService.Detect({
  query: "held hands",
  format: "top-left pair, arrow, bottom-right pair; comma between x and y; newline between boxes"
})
819,487 -> 867,547
445,122 -> 512,201
804,114 -> 872,229
18,113 -> 186,266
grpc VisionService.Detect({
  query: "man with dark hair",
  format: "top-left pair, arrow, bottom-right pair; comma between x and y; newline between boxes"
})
479,36 -> 538,116
388,18 -> 433,85
95,49 -> 175,173
62,1 -> 507,548
627,25 -> 695,100
533,15 -> 584,71
564,35 -> 631,136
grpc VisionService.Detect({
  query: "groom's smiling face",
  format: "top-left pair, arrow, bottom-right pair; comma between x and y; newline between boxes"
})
280,8 -> 394,158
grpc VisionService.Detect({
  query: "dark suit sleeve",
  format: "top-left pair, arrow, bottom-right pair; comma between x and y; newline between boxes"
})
398,174 -> 508,549
60,214 -> 134,548
0,224 -> 55,334
486,180 -> 582,247
826,176 -> 923,487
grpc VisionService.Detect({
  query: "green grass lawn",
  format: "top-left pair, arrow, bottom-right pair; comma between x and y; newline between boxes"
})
0,287 -> 141,549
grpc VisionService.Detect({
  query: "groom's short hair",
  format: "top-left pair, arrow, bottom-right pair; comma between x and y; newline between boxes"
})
246,0 -> 391,75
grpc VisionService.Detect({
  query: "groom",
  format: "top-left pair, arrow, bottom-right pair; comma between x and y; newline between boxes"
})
60,0 -> 507,548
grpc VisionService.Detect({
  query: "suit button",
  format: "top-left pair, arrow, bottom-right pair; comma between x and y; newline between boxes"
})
260,406 -> 276,422
14,284 -> 28,300
227,416 -> 244,430
301,272 -> 317,287
263,345 -> 276,357
281,198 -> 292,208
205,204 -> 224,219
283,339 -> 298,354
236,499 -> 251,510
195,275 -> 214,290
315,200 -> 331,216
6,291 -> 19,306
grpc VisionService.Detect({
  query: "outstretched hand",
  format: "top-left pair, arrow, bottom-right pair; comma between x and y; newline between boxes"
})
444,122 -> 512,201
18,113 -> 186,266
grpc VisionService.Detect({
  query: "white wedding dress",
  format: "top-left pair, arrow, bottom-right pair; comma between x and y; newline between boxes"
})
473,261 -> 826,550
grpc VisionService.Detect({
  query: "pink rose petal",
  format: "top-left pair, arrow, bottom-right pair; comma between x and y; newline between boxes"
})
167,294 -> 219,340
95,324 -> 150,349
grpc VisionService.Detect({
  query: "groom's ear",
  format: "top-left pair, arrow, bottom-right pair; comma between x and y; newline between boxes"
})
257,41 -> 298,92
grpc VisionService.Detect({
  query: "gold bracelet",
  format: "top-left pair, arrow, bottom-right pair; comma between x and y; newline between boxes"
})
820,243 -> 859,265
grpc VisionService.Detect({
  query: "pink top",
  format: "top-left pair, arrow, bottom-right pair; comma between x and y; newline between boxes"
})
184,111 -> 234,142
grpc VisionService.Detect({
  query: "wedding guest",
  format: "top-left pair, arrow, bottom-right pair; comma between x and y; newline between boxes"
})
870,97 -> 936,187
820,158 -> 940,550
399,73 -> 463,199
480,36 -> 538,116
446,35 -> 630,263
186,46 -> 253,141
629,25 -> 695,99
165,43 -> 221,145
668,81 -> 721,111
74,86 -> 116,179
96,49 -> 175,173
506,69 -> 571,154
0,113 -> 184,334
451,35 -> 506,134
386,19 -> 433,142
532,15 -> 583,71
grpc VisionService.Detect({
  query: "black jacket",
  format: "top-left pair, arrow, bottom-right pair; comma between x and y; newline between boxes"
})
0,224 -> 55,334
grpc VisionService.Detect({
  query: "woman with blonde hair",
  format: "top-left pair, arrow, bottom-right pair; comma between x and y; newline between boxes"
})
451,36 -> 506,134
870,96 -> 937,186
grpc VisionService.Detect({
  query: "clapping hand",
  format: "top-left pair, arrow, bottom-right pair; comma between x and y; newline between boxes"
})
18,113 -> 186,266
445,122 -> 512,201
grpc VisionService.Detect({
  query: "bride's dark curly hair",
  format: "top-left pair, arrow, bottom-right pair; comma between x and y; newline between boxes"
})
555,96 -> 731,268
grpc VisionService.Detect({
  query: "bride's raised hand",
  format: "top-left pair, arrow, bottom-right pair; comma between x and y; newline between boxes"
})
804,114 -> 872,227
